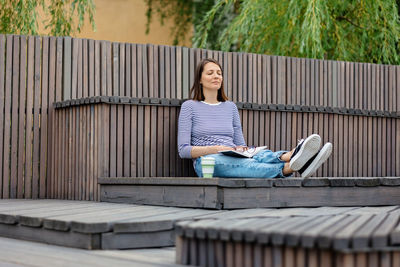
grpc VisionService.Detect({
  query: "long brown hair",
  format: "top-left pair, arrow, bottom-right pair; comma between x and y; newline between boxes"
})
190,58 -> 228,102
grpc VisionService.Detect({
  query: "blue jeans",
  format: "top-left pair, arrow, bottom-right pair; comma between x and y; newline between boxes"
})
194,149 -> 288,178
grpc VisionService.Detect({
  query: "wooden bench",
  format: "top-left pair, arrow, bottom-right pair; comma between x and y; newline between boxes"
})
51,96 -> 400,202
99,177 -> 400,209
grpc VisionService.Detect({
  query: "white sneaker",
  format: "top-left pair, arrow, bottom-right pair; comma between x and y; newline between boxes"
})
300,143 -> 333,178
289,134 -> 321,171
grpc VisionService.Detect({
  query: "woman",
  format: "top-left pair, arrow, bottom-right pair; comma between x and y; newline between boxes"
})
178,58 -> 332,178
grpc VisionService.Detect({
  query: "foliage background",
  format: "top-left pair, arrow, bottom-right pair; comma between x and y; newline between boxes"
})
146,0 -> 400,65
0,0 -> 95,36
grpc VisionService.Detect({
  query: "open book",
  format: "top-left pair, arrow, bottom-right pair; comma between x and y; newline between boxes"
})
219,146 -> 268,158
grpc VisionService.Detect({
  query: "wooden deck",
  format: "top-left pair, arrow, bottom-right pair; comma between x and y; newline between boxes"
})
175,207 -> 400,267
0,236 -> 179,266
0,199 -> 221,249
99,177 -> 400,209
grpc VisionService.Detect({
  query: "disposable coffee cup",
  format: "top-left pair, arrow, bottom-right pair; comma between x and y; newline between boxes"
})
201,157 -> 215,178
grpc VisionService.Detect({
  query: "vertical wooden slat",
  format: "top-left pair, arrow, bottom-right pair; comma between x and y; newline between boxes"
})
305,58 -> 310,106
130,105 -> 137,177
17,36 -> 27,198
89,105 -> 95,200
123,105 -> 131,177
243,53 -> 248,102
232,53 -> 238,102
170,107 -> 177,176
156,106 -> 163,177
171,46 -> 176,99
125,44 -> 131,97
182,47 -> 189,99
153,45 -> 159,98
119,43 -> 125,96
0,35 -> 8,198
163,106 -> 170,177
144,105 -> 151,176
105,41 -> 112,96
112,42 -> 119,96
109,104 -> 117,177
272,56 -> 278,104
148,44 -> 154,97
102,104 -> 110,178
94,40 -> 100,96
63,37 -> 71,100
56,37 -> 63,198
137,105 -> 144,176
238,53 -> 243,102
116,105 -> 123,177
88,39 -> 94,97
25,36 -> 35,198
131,44 -> 137,97
165,46 -> 171,99
100,41 -> 107,96
0,36 -> 4,198
247,53 -> 252,103
159,46 -> 165,98
142,44 -> 149,97
10,35 -> 20,198
76,39 -> 83,98
150,106 -> 157,177
82,39 -> 88,97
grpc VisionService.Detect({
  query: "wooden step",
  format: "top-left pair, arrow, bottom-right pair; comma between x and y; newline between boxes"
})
0,199 -> 221,250
175,207 -> 400,266
99,177 -> 400,209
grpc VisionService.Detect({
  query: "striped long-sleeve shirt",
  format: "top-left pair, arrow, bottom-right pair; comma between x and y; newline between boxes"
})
178,100 -> 246,159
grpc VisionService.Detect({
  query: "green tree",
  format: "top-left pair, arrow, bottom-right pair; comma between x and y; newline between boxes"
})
145,0 -> 235,48
146,0 -> 400,65
0,0 -> 96,36
195,0 -> 400,65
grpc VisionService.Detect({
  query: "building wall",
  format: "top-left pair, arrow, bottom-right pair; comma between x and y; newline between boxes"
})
75,0 -> 191,46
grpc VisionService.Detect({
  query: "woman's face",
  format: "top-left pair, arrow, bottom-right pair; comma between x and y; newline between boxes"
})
200,62 -> 222,91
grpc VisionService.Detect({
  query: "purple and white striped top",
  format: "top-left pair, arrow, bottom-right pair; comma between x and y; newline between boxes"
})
178,100 -> 246,159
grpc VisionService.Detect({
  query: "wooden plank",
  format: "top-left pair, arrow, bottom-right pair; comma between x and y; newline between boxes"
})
40,37 -> 49,198
142,44 -> 149,97
63,37 -> 71,100
137,106 -> 144,176
131,44 -> 137,97
94,40 -> 100,96
99,39 -> 107,96
0,35 -> 5,198
182,47 -> 189,99
150,106 -> 157,177
32,37 -> 41,199
119,43 -> 125,96
2,35 -> 13,198
144,106 -> 151,176
116,105 -> 123,177
129,105 -> 137,177
238,53 -> 243,102
165,46 -> 171,98
88,39 -> 95,97
17,35 -> 27,198
25,36 -> 34,198
171,46 -> 176,99
112,42 -> 118,96
163,106 -> 170,176
10,35 -> 20,198
156,106 -> 163,177
159,46 -> 165,98
247,53 -> 253,103
0,224 -> 100,250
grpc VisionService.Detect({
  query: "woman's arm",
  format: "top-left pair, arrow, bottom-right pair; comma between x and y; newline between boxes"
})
190,145 -> 233,158
232,103 -> 246,146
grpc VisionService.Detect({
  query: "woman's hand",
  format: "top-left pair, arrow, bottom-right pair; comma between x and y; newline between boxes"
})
234,146 -> 248,152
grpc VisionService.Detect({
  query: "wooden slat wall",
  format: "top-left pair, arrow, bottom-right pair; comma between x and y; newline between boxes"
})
51,102 -> 400,200
0,34 -> 399,199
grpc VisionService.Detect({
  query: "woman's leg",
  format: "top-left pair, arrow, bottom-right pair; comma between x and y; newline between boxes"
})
194,154 -> 288,178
